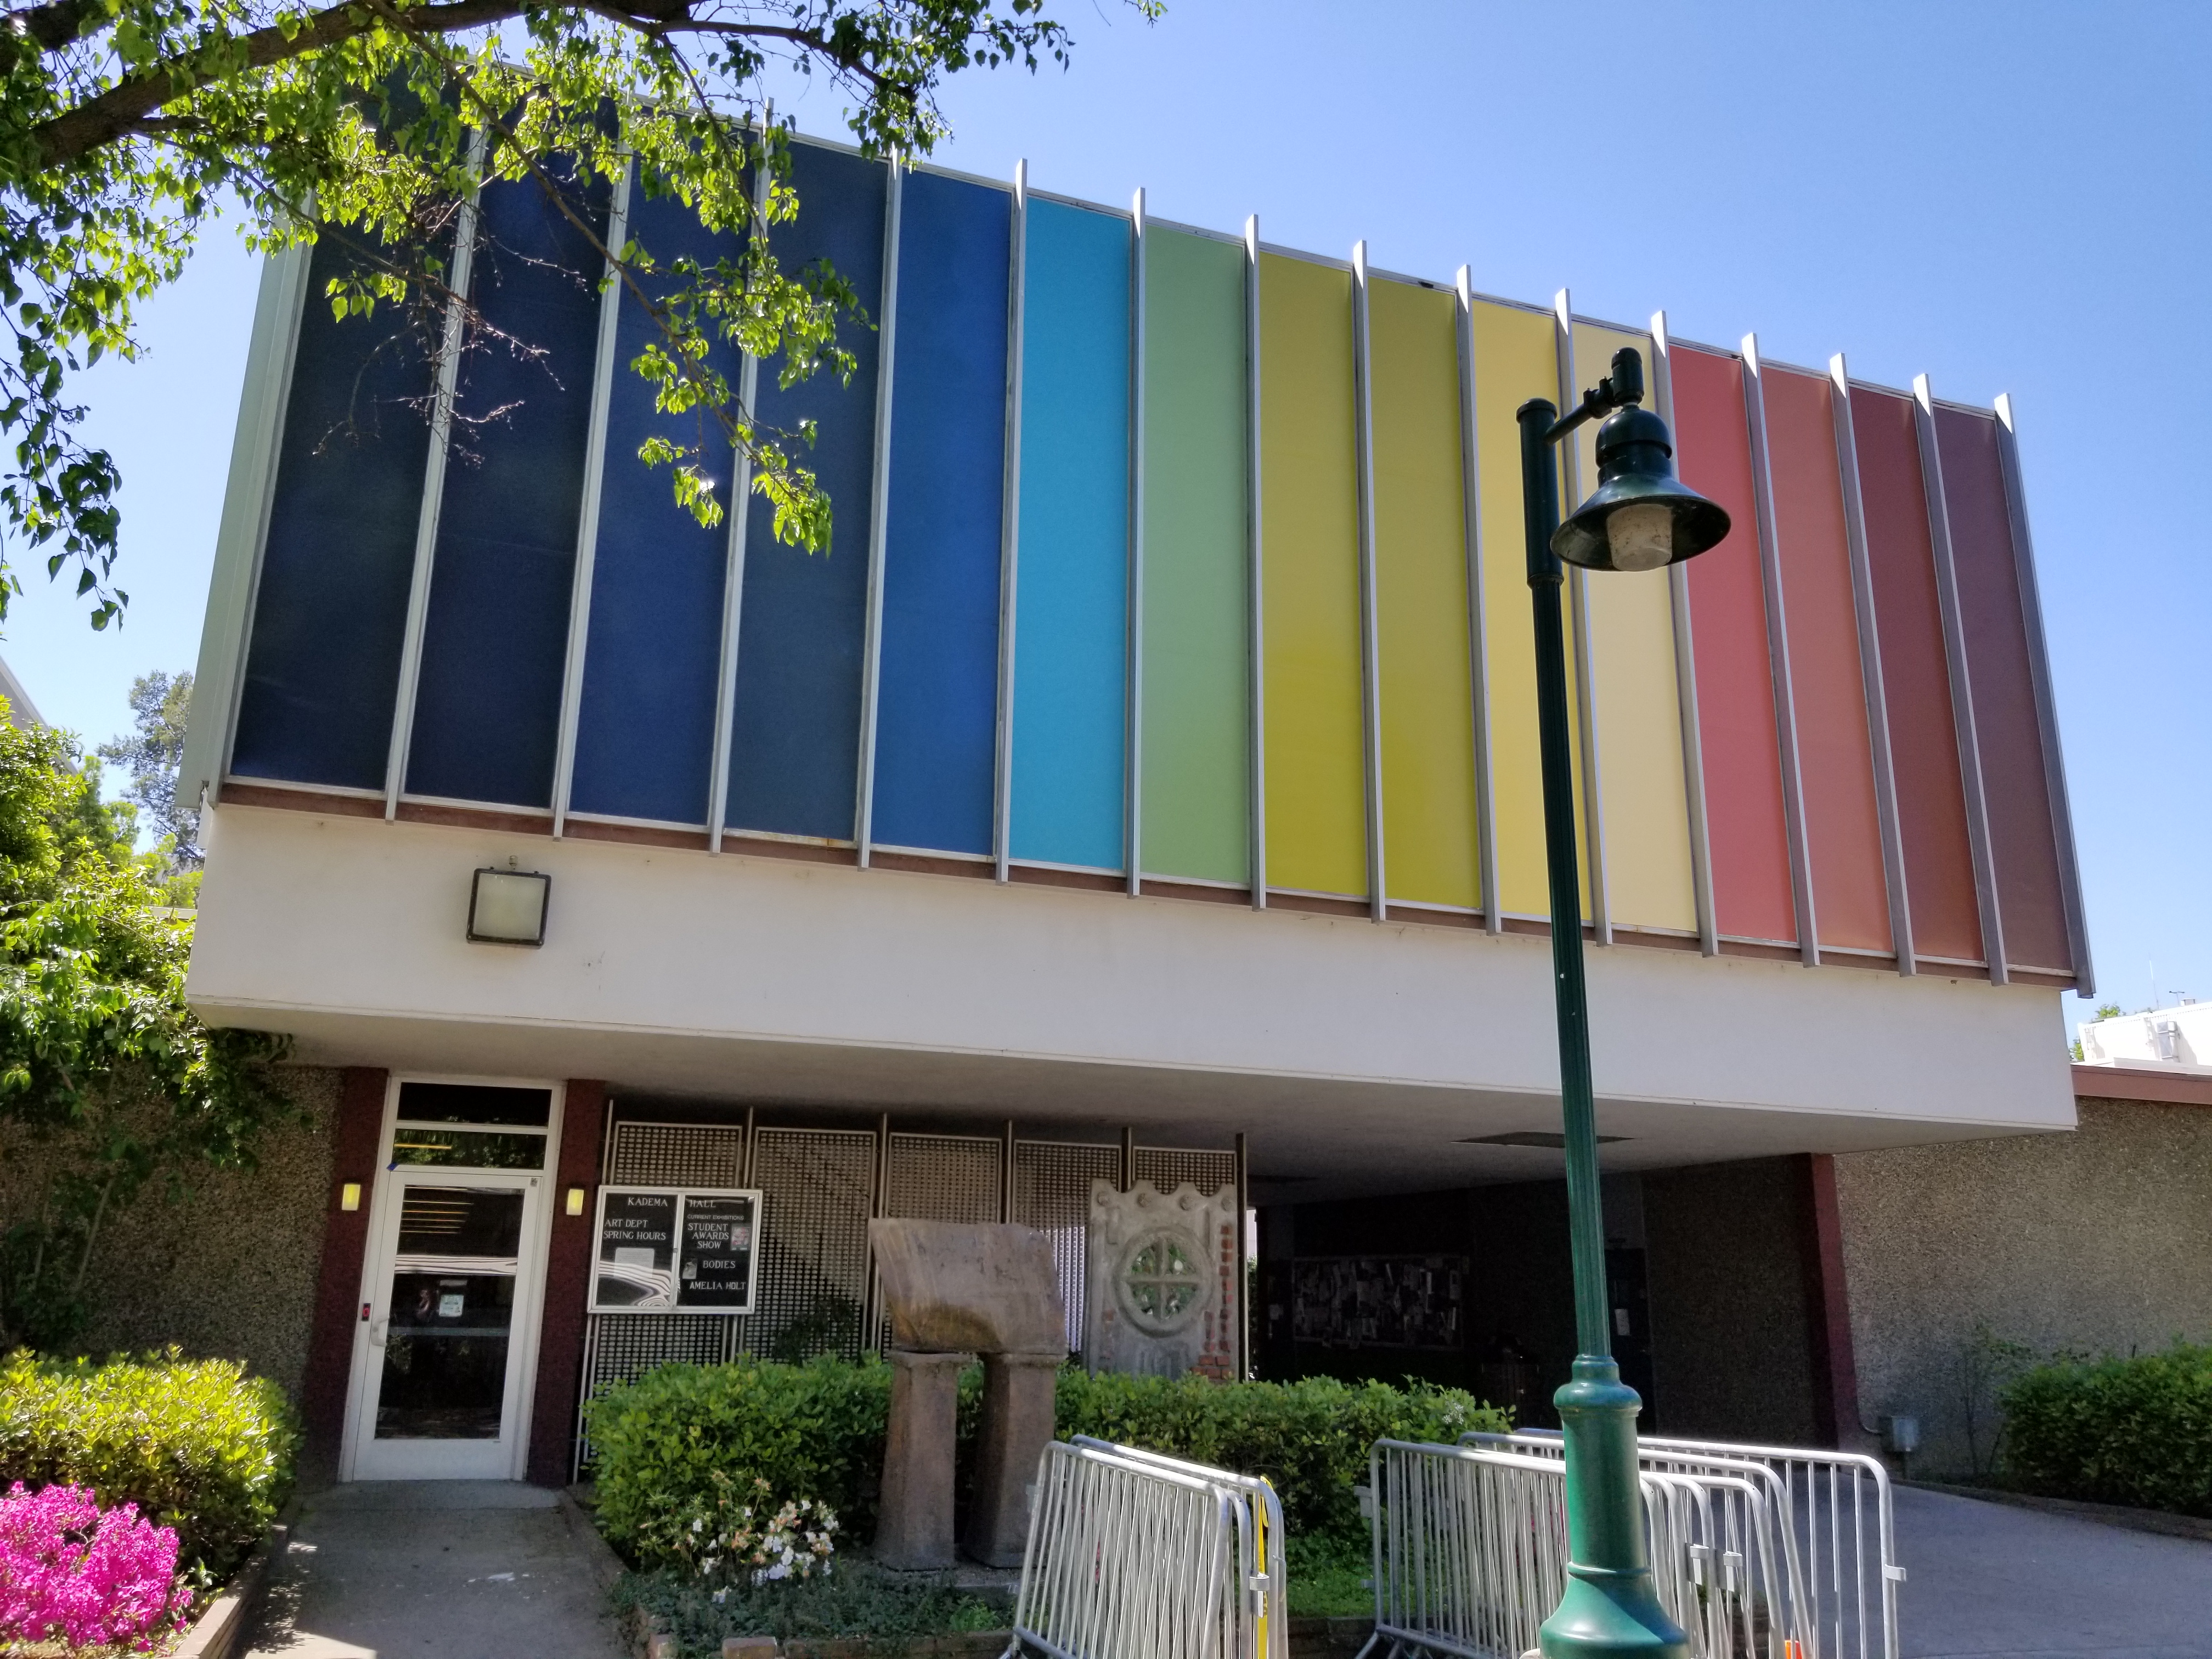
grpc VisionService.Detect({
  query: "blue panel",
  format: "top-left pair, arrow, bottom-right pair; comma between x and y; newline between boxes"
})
1009,200 -> 1128,870
232,236 -> 436,788
870,170 -> 1012,856
724,143 -> 886,840
567,183 -> 743,825
405,170 -> 608,807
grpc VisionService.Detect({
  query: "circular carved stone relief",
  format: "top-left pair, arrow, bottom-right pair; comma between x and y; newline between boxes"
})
1114,1227 -> 1209,1339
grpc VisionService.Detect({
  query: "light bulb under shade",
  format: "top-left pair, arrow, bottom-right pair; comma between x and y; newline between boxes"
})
1604,502 -> 1675,572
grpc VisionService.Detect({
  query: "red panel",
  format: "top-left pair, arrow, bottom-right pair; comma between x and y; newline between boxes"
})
1671,346 -> 1795,944
1765,369 -> 1891,955
528,1079 -> 608,1487
1934,407 -> 2071,974
300,1067 -> 388,1472
1849,387 -> 1983,963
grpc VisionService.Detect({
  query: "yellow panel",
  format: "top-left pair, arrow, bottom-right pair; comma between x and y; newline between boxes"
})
1469,299 -> 1589,921
1369,278 -> 1478,910
1259,253 -> 1367,898
1569,322 -> 1697,934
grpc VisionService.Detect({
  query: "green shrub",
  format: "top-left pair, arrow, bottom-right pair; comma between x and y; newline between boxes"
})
0,1348 -> 297,1579
613,1561 -> 1004,1656
590,1356 -> 1505,1569
1056,1370 -> 1506,1542
2002,1341 -> 2212,1515
590,1356 -> 909,1562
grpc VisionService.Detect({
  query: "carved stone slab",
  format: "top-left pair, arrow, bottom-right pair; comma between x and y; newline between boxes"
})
867,1218 -> 1067,1356
1083,1181 -> 1239,1379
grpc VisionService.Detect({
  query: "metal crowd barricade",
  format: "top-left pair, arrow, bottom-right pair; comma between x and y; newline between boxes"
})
1004,1439 -> 1278,1659
1068,1437 -> 1289,1659
1362,1440 -> 1807,1659
1465,1429 -> 1903,1659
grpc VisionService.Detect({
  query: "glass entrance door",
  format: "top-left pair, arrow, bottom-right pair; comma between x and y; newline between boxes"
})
346,1169 -> 549,1480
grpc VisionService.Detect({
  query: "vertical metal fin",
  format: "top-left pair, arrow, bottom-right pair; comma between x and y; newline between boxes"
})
1993,392 -> 2092,994
551,155 -> 634,838
1830,353 -> 1915,974
1125,188 -> 1147,898
1742,332 -> 1819,966
1351,242 -> 1387,922
1913,374 -> 2007,984
994,160 -> 1029,884
855,157 -> 904,866
1459,269 -> 1500,935
1246,216 -> 1267,912
1651,313 -> 1718,957
1554,290 -> 1609,944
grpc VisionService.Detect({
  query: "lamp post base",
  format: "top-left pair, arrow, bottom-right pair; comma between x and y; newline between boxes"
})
1538,1356 -> 1688,1659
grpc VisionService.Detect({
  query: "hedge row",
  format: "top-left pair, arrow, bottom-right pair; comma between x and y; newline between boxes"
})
2002,1342 -> 2212,1516
0,1349 -> 298,1579
586,1356 -> 1508,1566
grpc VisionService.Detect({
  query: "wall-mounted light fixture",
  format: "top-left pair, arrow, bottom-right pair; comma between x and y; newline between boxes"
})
468,865 -> 551,947
565,1187 -> 587,1217
340,1182 -> 362,1211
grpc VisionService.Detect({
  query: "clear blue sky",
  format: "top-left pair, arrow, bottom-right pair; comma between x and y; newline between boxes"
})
9,0 -> 2204,1025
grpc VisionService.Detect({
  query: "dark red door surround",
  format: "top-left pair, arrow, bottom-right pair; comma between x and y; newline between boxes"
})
299,1067 -> 390,1475
1802,1152 -> 1864,1448
527,1079 -> 608,1488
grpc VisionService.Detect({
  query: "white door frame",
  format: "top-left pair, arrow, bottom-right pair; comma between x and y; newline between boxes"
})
338,1074 -> 566,1482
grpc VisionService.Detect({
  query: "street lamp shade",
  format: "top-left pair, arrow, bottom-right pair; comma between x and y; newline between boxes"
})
1551,404 -> 1730,573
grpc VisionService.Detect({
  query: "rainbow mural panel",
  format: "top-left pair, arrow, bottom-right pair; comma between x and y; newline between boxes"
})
1369,276 -> 1479,913
1762,364 -> 1891,956
211,135 -> 2087,988
1142,226 -> 1250,886
1669,344 -> 1796,947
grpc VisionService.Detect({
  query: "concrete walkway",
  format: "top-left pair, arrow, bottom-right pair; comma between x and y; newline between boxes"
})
1898,1484 -> 2212,1658
240,1482 -> 627,1659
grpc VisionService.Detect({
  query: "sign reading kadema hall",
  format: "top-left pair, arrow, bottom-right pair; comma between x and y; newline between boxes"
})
589,1185 -> 762,1314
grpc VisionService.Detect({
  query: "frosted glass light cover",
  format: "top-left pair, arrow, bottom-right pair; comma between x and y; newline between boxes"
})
1605,502 -> 1674,572
468,868 -> 550,946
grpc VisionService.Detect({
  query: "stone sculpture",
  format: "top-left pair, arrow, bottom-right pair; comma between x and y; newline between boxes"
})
866,1218 -> 1067,1570
1083,1180 -> 1239,1380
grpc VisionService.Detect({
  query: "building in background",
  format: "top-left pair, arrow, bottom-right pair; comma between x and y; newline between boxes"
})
0,656 -> 44,729
178,135 -> 2094,1485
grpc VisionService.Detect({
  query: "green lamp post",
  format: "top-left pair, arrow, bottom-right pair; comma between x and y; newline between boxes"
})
1516,346 -> 1729,1659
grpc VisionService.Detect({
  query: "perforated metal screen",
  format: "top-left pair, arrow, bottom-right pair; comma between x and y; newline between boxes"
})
1012,1141 -> 1120,1353
1132,1146 -> 1237,1197
747,1127 -> 878,1364
883,1132 -> 1002,1222
608,1120 -> 747,1186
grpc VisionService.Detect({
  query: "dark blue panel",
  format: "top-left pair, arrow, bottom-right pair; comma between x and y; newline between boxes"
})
871,171 -> 1011,855
232,236 -> 436,788
405,171 -> 608,807
567,183 -> 744,825
724,143 -> 886,840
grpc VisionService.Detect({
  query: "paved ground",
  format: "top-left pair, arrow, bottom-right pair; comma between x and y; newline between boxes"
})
1898,1485 -> 2212,1658
240,1482 -> 627,1659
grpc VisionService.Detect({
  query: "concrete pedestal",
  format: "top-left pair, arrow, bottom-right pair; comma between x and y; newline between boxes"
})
963,1351 -> 1064,1567
873,1350 -> 969,1570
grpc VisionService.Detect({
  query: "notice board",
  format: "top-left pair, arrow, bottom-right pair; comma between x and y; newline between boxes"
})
589,1186 -> 762,1314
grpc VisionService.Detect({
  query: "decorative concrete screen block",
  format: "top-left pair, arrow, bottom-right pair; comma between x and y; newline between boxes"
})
867,1218 -> 1066,1353
1084,1180 -> 1239,1379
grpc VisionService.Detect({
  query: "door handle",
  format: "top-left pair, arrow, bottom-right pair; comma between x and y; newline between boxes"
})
370,1318 -> 389,1348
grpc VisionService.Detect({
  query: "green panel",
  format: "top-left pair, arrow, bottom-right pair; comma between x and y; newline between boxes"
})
1141,228 -> 1251,884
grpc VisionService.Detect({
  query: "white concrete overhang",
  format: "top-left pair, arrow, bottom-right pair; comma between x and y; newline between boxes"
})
187,804 -> 2078,1203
